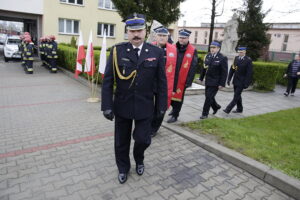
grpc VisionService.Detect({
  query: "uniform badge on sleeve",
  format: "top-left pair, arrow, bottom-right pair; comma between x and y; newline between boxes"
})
186,53 -> 191,58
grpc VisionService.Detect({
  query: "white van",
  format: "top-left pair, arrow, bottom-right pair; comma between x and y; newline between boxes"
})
4,35 -> 21,62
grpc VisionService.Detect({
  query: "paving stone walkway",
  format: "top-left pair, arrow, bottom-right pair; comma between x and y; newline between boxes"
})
0,59 -> 297,200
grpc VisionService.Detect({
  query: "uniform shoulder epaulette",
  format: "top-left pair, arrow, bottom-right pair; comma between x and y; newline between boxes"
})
247,56 -> 252,61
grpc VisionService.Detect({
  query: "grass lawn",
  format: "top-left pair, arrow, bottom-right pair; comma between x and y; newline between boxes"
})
183,108 -> 300,179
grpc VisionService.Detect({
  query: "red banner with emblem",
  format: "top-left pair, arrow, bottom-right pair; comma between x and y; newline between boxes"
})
165,43 -> 177,108
152,42 -> 177,108
171,44 -> 195,102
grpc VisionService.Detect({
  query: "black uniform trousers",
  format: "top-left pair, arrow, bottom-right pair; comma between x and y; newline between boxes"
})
225,85 -> 244,112
115,115 -> 152,173
151,96 -> 165,133
202,86 -> 220,116
25,60 -> 33,70
49,58 -> 57,70
170,89 -> 186,118
286,77 -> 299,94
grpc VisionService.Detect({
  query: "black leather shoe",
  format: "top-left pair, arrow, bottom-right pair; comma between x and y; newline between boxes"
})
168,110 -> 174,116
167,116 -> 177,123
223,109 -> 230,114
284,92 -> 289,97
213,105 -> 221,115
118,173 -> 128,184
232,110 -> 243,113
136,164 -> 144,176
200,115 -> 208,119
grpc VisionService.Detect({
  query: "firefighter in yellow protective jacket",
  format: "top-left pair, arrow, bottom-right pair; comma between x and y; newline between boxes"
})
23,36 -> 34,74
45,35 -> 58,73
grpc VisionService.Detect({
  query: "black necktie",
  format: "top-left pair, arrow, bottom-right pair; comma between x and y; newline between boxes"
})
134,48 -> 139,59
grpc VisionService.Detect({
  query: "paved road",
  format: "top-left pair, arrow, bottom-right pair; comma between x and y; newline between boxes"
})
0,59 -> 296,200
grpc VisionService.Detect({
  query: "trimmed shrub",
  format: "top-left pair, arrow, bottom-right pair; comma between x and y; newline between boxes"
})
70,36 -> 77,48
252,62 -> 283,91
57,44 -> 111,84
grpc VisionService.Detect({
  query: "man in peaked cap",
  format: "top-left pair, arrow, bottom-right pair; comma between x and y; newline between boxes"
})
199,41 -> 228,119
150,26 -> 177,137
101,13 -> 167,184
223,46 -> 253,114
167,28 -> 198,123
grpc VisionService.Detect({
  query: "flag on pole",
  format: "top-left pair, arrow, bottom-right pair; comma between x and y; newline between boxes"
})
84,30 -> 95,76
99,31 -> 107,75
74,31 -> 86,78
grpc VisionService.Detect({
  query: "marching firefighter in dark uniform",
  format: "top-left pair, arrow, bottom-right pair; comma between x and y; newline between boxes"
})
19,35 -> 25,66
44,36 -> 51,69
101,13 -> 167,184
151,26 -> 177,137
46,35 -> 58,73
167,29 -> 198,123
39,37 -> 46,66
200,41 -> 228,119
20,32 -> 30,67
223,46 -> 253,114
23,36 -> 34,74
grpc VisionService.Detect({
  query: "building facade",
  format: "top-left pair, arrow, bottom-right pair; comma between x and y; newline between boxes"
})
0,0 -> 127,47
176,23 -> 300,54
0,0 -> 178,48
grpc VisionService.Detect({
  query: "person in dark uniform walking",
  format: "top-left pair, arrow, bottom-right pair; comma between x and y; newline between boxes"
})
46,35 -> 58,73
101,13 -> 167,184
150,26 -> 177,137
23,36 -> 34,74
167,29 -> 198,123
223,46 -> 253,114
39,37 -> 46,66
199,41 -> 228,119
284,54 -> 300,96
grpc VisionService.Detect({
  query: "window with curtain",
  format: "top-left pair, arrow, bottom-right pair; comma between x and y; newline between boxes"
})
97,23 -> 115,37
58,18 -> 80,34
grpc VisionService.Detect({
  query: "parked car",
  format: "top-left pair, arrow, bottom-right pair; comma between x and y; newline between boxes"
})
4,35 -> 21,62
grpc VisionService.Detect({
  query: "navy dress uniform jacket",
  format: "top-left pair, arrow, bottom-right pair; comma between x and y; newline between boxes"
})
228,56 -> 253,88
200,52 -> 228,87
101,42 -> 168,120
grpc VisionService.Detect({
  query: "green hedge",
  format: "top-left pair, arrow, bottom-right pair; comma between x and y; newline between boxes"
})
252,62 -> 280,91
59,43 -> 111,51
58,44 -> 296,91
57,44 -> 109,84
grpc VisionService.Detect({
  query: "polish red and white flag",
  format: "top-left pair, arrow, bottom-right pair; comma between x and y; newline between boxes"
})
74,31 -> 86,78
84,30 -> 95,76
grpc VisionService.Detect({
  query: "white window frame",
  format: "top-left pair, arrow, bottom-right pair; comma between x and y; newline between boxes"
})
97,23 -> 115,38
60,0 -> 84,6
58,18 -> 80,35
98,0 -> 116,10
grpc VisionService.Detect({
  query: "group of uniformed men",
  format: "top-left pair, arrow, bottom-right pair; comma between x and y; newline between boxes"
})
18,33 -> 58,74
39,35 -> 58,73
101,13 -> 253,184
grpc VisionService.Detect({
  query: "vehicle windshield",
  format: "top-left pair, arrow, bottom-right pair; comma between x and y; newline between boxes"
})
7,39 -> 21,45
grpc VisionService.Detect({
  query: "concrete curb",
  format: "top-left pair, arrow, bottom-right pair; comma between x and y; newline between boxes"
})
162,122 -> 300,200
